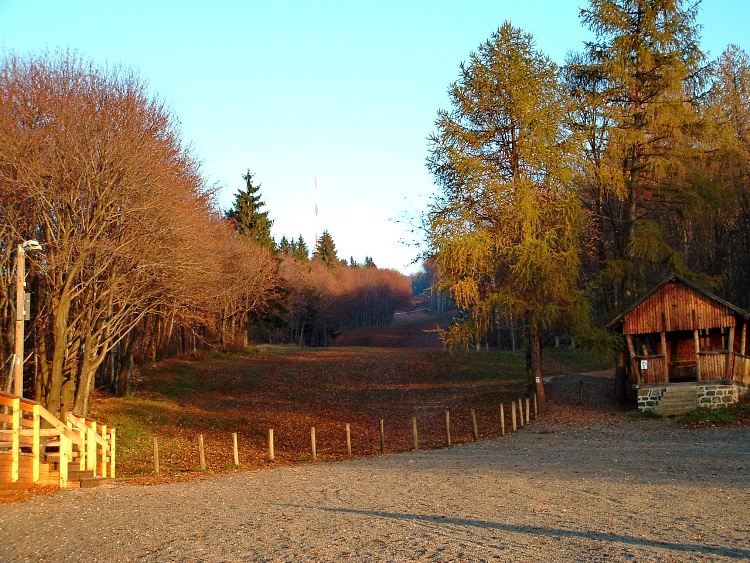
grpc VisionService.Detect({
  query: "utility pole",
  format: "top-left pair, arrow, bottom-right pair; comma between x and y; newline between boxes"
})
13,243 -> 26,397
13,240 -> 42,397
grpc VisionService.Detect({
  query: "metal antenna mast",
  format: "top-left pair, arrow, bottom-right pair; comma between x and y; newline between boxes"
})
314,177 -> 319,247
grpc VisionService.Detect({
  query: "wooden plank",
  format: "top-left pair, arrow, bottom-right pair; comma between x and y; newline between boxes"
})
76,419 -> 84,470
624,281 -> 738,335
0,465 -> 35,476
59,432 -> 68,488
100,424 -> 108,478
86,421 -> 96,474
0,395 -> 15,408
36,428 -> 62,437
32,404 -> 39,483
726,327 -> 735,380
11,398 -> 19,483
109,428 -> 116,479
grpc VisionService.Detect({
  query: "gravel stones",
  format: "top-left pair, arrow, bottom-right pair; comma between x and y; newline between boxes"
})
1,375 -> 748,561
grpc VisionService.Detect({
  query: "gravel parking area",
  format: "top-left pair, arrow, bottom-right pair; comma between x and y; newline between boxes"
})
1,374 -> 749,562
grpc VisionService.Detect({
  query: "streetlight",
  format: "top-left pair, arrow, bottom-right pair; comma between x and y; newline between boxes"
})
13,239 -> 42,397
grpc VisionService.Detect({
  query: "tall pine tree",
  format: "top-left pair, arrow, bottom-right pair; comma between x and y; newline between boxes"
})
226,170 -> 275,249
293,235 -> 310,262
314,230 -> 339,268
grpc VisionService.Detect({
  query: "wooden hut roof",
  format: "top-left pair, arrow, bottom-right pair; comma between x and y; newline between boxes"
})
607,274 -> 750,335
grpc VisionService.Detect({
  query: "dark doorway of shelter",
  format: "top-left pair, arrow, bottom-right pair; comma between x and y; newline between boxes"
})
668,331 -> 697,382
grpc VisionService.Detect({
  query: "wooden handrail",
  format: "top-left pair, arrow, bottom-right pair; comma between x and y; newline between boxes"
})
66,413 -> 110,449
0,391 -> 116,488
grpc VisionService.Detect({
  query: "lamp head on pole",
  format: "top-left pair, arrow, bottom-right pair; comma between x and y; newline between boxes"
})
21,239 -> 42,252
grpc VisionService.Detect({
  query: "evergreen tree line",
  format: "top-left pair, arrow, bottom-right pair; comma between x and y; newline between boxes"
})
426,0 -> 750,409
229,174 -> 413,345
0,52 -> 411,417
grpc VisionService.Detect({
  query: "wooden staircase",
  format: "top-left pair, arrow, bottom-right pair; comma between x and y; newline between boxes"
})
0,392 -> 115,497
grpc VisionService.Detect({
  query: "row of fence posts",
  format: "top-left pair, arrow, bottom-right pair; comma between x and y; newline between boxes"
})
152,393 -> 538,474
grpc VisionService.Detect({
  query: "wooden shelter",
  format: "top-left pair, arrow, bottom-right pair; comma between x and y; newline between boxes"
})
608,274 -> 750,411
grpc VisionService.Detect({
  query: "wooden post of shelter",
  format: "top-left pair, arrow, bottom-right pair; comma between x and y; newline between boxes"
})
345,423 -> 352,456
625,335 -> 639,384
692,309 -> 701,380
499,404 -> 505,437
660,327 -> 669,383
726,325 -> 735,380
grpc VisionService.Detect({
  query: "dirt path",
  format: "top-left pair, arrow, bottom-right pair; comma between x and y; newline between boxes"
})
1,374 -> 748,562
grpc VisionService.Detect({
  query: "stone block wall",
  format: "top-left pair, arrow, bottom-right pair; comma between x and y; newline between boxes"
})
697,384 -> 740,408
637,387 -> 666,412
636,383 -> 748,412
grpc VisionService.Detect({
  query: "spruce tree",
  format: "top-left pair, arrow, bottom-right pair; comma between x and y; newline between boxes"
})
293,235 -> 310,262
225,170 -> 275,249
314,230 -> 338,268
277,235 -> 292,256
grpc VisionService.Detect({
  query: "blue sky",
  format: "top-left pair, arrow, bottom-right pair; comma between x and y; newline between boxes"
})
0,1 -> 747,273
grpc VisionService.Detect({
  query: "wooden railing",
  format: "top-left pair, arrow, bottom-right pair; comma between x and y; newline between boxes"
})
0,392 -> 115,489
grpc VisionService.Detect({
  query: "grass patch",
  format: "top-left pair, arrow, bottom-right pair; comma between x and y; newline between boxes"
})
546,347 -> 615,373
628,409 -> 662,420
90,341 -> 605,482
681,400 -> 750,428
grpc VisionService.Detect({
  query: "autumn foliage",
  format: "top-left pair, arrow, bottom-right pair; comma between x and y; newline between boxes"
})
277,257 -> 413,346
0,51 -> 414,417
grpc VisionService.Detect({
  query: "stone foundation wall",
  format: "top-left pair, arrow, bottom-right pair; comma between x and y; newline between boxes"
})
697,384 -> 746,408
637,383 -> 749,412
637,387 -> 667,412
